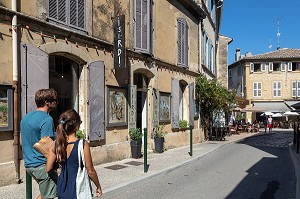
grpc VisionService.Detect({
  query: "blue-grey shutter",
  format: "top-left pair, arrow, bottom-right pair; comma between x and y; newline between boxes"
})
153,88 -> 159,127
171,78 -> 179,128
48,0 -> 67,24
184,20 -> 188,67
128,85 -> 137,130
88,61 -> 105,141
203,33 -> 206,65
134,0 -> 150,52
69,0 -> 85,30
208,39 -> 211,70
177,19 -> 182,65
189,83 -> 195,127
20,43 -> 49,117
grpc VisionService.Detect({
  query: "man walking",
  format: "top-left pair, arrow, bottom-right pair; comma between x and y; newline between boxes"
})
20,88 -> 58,199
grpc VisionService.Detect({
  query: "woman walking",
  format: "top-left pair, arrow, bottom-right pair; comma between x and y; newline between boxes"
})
46,109 -> 102,198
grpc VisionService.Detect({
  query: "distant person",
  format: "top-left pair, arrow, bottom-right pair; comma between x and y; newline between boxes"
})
46,109 -> 102,198
20,88 -> 58,199
263,114 -> 268,133
267,115 -> 274,133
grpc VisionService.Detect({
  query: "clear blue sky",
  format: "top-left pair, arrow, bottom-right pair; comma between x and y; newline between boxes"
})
220,0 -> 300,64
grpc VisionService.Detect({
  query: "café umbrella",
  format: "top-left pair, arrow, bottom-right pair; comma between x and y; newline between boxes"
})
283,111 -> 299,121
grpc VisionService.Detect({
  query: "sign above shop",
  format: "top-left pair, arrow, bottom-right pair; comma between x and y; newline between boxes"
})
114,15 -> 125,69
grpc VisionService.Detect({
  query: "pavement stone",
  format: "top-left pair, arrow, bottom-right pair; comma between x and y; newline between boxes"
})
0,129 -> 298,199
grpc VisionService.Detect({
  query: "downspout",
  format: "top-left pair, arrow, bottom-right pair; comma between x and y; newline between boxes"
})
12,0 -> 21,183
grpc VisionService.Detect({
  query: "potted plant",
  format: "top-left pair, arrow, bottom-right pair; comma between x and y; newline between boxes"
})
152,125 -> 166,153
179,119 -> 188,129
129,128 -> 143,158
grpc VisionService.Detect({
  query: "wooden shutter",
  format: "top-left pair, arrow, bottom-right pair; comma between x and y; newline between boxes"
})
261,63 -> 266,72
48,0 -> 67,24
171,78 -> 179,128
250,63 -> 254,73
297,81 -> 300,97
203,33 -> 207,65
288,62 -> 292,71
177,18 -> 187,67
69,0 -> 85,30
134,0 -> 150,52
292,81 -> 297,97
189,83 -> 195,127
88,61 -> 105,141
20,43 -> 49,117
128,85 -> 137,130
208,39 -> 211,70
152,88 -> 159,127
281,62 -> 286,71
269,62 -> 273,72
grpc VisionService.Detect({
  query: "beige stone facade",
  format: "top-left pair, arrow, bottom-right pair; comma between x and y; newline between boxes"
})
0,0 -> 224,186
229,48 -> 300,122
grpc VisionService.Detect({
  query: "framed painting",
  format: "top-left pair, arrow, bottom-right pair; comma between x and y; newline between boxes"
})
0,85 -> 13,131
159,92 -> 171,122
106,86 -> 127,126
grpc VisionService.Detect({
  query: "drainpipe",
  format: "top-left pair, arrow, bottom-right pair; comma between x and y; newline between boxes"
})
12,0 -> 21,183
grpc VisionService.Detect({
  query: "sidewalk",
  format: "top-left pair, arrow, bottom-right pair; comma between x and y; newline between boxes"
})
0,130 -> 297,199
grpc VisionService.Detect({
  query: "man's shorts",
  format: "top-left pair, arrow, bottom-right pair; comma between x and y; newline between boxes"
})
26,164 -> 57,198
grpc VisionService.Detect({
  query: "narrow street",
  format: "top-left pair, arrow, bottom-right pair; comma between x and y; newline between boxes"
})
111,130 -> 296,199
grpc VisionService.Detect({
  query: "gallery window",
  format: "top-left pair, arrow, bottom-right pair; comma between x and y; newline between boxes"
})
0,85 -> 13,131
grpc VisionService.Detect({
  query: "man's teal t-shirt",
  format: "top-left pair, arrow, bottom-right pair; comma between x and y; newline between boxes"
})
20,110 -> 55,168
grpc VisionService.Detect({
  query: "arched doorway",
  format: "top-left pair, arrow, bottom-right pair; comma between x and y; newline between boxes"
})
49,55 -> 83,127
134,73 -> 149,131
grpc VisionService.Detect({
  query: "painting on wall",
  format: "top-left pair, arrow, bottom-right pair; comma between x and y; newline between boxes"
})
159,92 -> 171,122
107,86 -> 127,126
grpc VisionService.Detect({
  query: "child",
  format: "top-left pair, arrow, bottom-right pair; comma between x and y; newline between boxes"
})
46,109 -> 102,198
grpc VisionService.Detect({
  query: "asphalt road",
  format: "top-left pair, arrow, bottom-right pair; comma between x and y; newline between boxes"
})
113,131 -> 296,199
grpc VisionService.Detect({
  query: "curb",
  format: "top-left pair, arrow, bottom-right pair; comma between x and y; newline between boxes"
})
289,143 -> 300,199
100,134 -> 258,199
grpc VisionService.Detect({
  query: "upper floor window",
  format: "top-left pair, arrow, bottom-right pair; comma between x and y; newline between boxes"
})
253,82 -> 262,97
292,81 -> 300,97
177,18 -> 188,68
0,85 -> 13,131
291,62 -> 300,71
134,0 -> 152,54
47,0 -> 86,31
228,69 -> 232,78
273,81 -> 281,97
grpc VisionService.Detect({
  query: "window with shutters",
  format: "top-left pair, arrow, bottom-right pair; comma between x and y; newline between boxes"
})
253,63 -> 260,72
203,32 -> 207,66
177,18 -> 188,68
292,62 -> 300,71
273,62 -> 281,71
272,81 -> 281,97
134,0 -> 152,54
253,82 -> 262,97
47,0 -> 85,31
292,81 -> 300,97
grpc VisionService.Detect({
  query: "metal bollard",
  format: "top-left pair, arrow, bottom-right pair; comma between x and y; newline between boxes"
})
294,122 -> 296,146
189,126 -> 193,156
297,124 -> 300,154
144,128 -> 148,173
26,172 -> 32,199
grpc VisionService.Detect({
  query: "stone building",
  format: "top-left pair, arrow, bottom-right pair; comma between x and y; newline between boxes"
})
228,48 -> 300,123
0,0 -> 224,185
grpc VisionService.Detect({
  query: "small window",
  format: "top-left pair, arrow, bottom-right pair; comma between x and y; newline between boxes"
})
0,85 -> 13,131
228,69 -> 232,78
292,62 -> 300,71
273,63 -> 281,71
254,63 -> 260,72
253,82 -> 262,97
273,81 -> 281,97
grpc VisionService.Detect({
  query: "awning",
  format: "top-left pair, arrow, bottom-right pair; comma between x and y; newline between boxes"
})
253,102 -> 292,112
285,101 -> 300,110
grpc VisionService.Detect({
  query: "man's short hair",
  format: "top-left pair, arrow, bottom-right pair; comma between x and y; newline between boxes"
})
35,88 -> 57,108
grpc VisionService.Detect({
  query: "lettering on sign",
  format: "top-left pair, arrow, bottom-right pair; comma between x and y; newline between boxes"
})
114,15 -> 125,68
